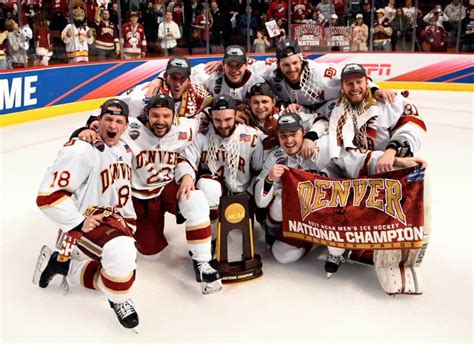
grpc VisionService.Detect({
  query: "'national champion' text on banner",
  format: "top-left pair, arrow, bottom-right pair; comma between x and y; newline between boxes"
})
281,167 -> 425,250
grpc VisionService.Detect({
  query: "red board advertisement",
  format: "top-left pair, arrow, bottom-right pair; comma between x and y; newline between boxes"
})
281,166 -> 425,250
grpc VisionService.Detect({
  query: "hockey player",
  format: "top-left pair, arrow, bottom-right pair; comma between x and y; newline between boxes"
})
75,94 -> 222,294
146,46 -> 265,124
254,112 -> 426,278
326,63 -> 430,292
175,94 -> 264,226
122,56 -> 212,119
61,1 -> 94,63
34,99 -> 139,330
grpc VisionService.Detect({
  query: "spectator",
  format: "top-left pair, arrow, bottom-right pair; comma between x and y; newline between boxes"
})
141,0 -> 159,52
423,6 -> 449,28
317,0 -> 336,22
402,0 -> 417,29
0,25 -> 7,70
109,2 -> 120,26
191,4 -> 212,50
158,10 -> 181,54
391,7 -> 410,50
167,0 -> 184,36
267,0 -> 288,22
291,0 -> 311,24
61,1 -> 94,63
373,8 -> 393,50
33,12 -> 53,65
445,0 -> 466,40
351,13 -> 369,51
308,8 -> 328,27
209,1 -> 223,52
253,29 -> 270,52
420,14 -> 448,51
93,7 -> 120,61
122,11 -> 147,59
6,17 -> 29,68
240,5 -> 258,47
460,6 -> 474,52
362,0 -> 372,27
329,13 -> 339,26
384,0 -> 397,22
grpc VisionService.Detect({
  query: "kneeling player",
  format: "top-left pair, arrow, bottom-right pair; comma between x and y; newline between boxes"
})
33,100 -> 139,331
254,113 -> 426,278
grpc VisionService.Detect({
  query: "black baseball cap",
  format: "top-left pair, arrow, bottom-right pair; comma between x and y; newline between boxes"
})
223,45 -> 247,65
145,94 -> 175,113
211,95 -> 236,111
248,82 -> 274,98
100,98 -> 129,118
341,63 -> 367,80
276,39 -> 301,60
277,113 -> 303,132
166,56 -> 191,77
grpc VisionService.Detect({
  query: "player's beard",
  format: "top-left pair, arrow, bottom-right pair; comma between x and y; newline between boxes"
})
340,89 -> 375,111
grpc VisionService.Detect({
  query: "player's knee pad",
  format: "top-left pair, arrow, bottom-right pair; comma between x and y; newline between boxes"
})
268,196 -> 283,223
101,236 -> 137,277
179,189 -> 210,225
196,178 -> 222,208
272,240 -> 305,264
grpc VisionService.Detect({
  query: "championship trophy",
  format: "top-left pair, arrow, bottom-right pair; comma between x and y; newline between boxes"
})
211,193 -> 263,283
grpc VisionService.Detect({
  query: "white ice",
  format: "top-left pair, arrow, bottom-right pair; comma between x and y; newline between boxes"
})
0,90 -> 472,344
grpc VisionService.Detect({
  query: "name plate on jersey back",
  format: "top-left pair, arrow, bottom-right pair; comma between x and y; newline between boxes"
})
211,193 -> 263,283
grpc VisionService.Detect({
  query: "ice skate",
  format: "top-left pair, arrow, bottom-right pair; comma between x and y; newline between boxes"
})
33,246 -> 70,288
325,253 -> 345,279
264,223 -> 278,250
192,259 -> 222,295
109,298 -> 139,332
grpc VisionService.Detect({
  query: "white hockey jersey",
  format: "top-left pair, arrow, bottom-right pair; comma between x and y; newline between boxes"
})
37,138 -> 136,232
255,135 -> 384,208
372,93 -> 426,153
124,116 -> 200,199
191,64 -> 265,102
249,59 -> 342,106
176,124 -> 264,193
61,23 -> 93,62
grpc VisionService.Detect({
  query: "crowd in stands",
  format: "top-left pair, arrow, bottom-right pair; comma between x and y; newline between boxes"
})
0,0 -> 472,70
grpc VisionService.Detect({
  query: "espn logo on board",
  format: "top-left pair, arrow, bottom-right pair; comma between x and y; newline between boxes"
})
362,63 -> 392,76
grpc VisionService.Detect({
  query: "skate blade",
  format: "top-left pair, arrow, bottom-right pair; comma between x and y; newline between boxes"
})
201,279 -> 223,295
130,327 -> 139,334
32,245 -> 53,285
326,272 -> 333,279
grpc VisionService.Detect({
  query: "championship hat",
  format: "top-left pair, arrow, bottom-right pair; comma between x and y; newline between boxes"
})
211,95 -> 236,111
341,63 -> 367,80
166,56 -> 191,77
100,98 -> 129,118
277,113 -> 303,132
145,94 -> 175,113
248,82 -> 274,98
223,45 -> 247,65
276,39 -> 301,59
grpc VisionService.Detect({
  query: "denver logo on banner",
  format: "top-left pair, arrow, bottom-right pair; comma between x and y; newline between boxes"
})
281,166 -> 425,250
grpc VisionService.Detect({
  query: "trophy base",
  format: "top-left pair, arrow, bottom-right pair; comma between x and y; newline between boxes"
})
211,255 -> 263,284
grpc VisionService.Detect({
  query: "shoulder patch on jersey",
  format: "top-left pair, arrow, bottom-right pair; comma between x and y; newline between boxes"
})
126,87 -> 135,95
265,57 -> 277,65
324,67 -> 337,79
276,156 -> 287,165
178,131 -> 189,141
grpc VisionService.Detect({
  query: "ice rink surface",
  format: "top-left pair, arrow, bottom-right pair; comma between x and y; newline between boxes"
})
0,90 -> 472,344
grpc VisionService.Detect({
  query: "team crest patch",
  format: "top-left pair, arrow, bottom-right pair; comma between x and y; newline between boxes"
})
178,131 -> 188,140
276,156 -> 287,165
129,130 -> 140,140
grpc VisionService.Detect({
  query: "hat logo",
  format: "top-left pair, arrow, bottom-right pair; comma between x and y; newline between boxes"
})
171,58 -> 188,68
227,47 -> 244,56
279,116 -> 296,124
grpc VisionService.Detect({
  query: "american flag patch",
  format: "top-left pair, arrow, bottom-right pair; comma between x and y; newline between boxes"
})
178,131 -> 188,140
240,133 -> 251,142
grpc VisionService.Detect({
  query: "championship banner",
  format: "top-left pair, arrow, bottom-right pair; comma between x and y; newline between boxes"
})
291,24 -> 324,47
281,167 -> 425,250
291,25 -> 352,48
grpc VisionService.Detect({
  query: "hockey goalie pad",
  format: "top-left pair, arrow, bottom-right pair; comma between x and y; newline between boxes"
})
374,172 -> 432,295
